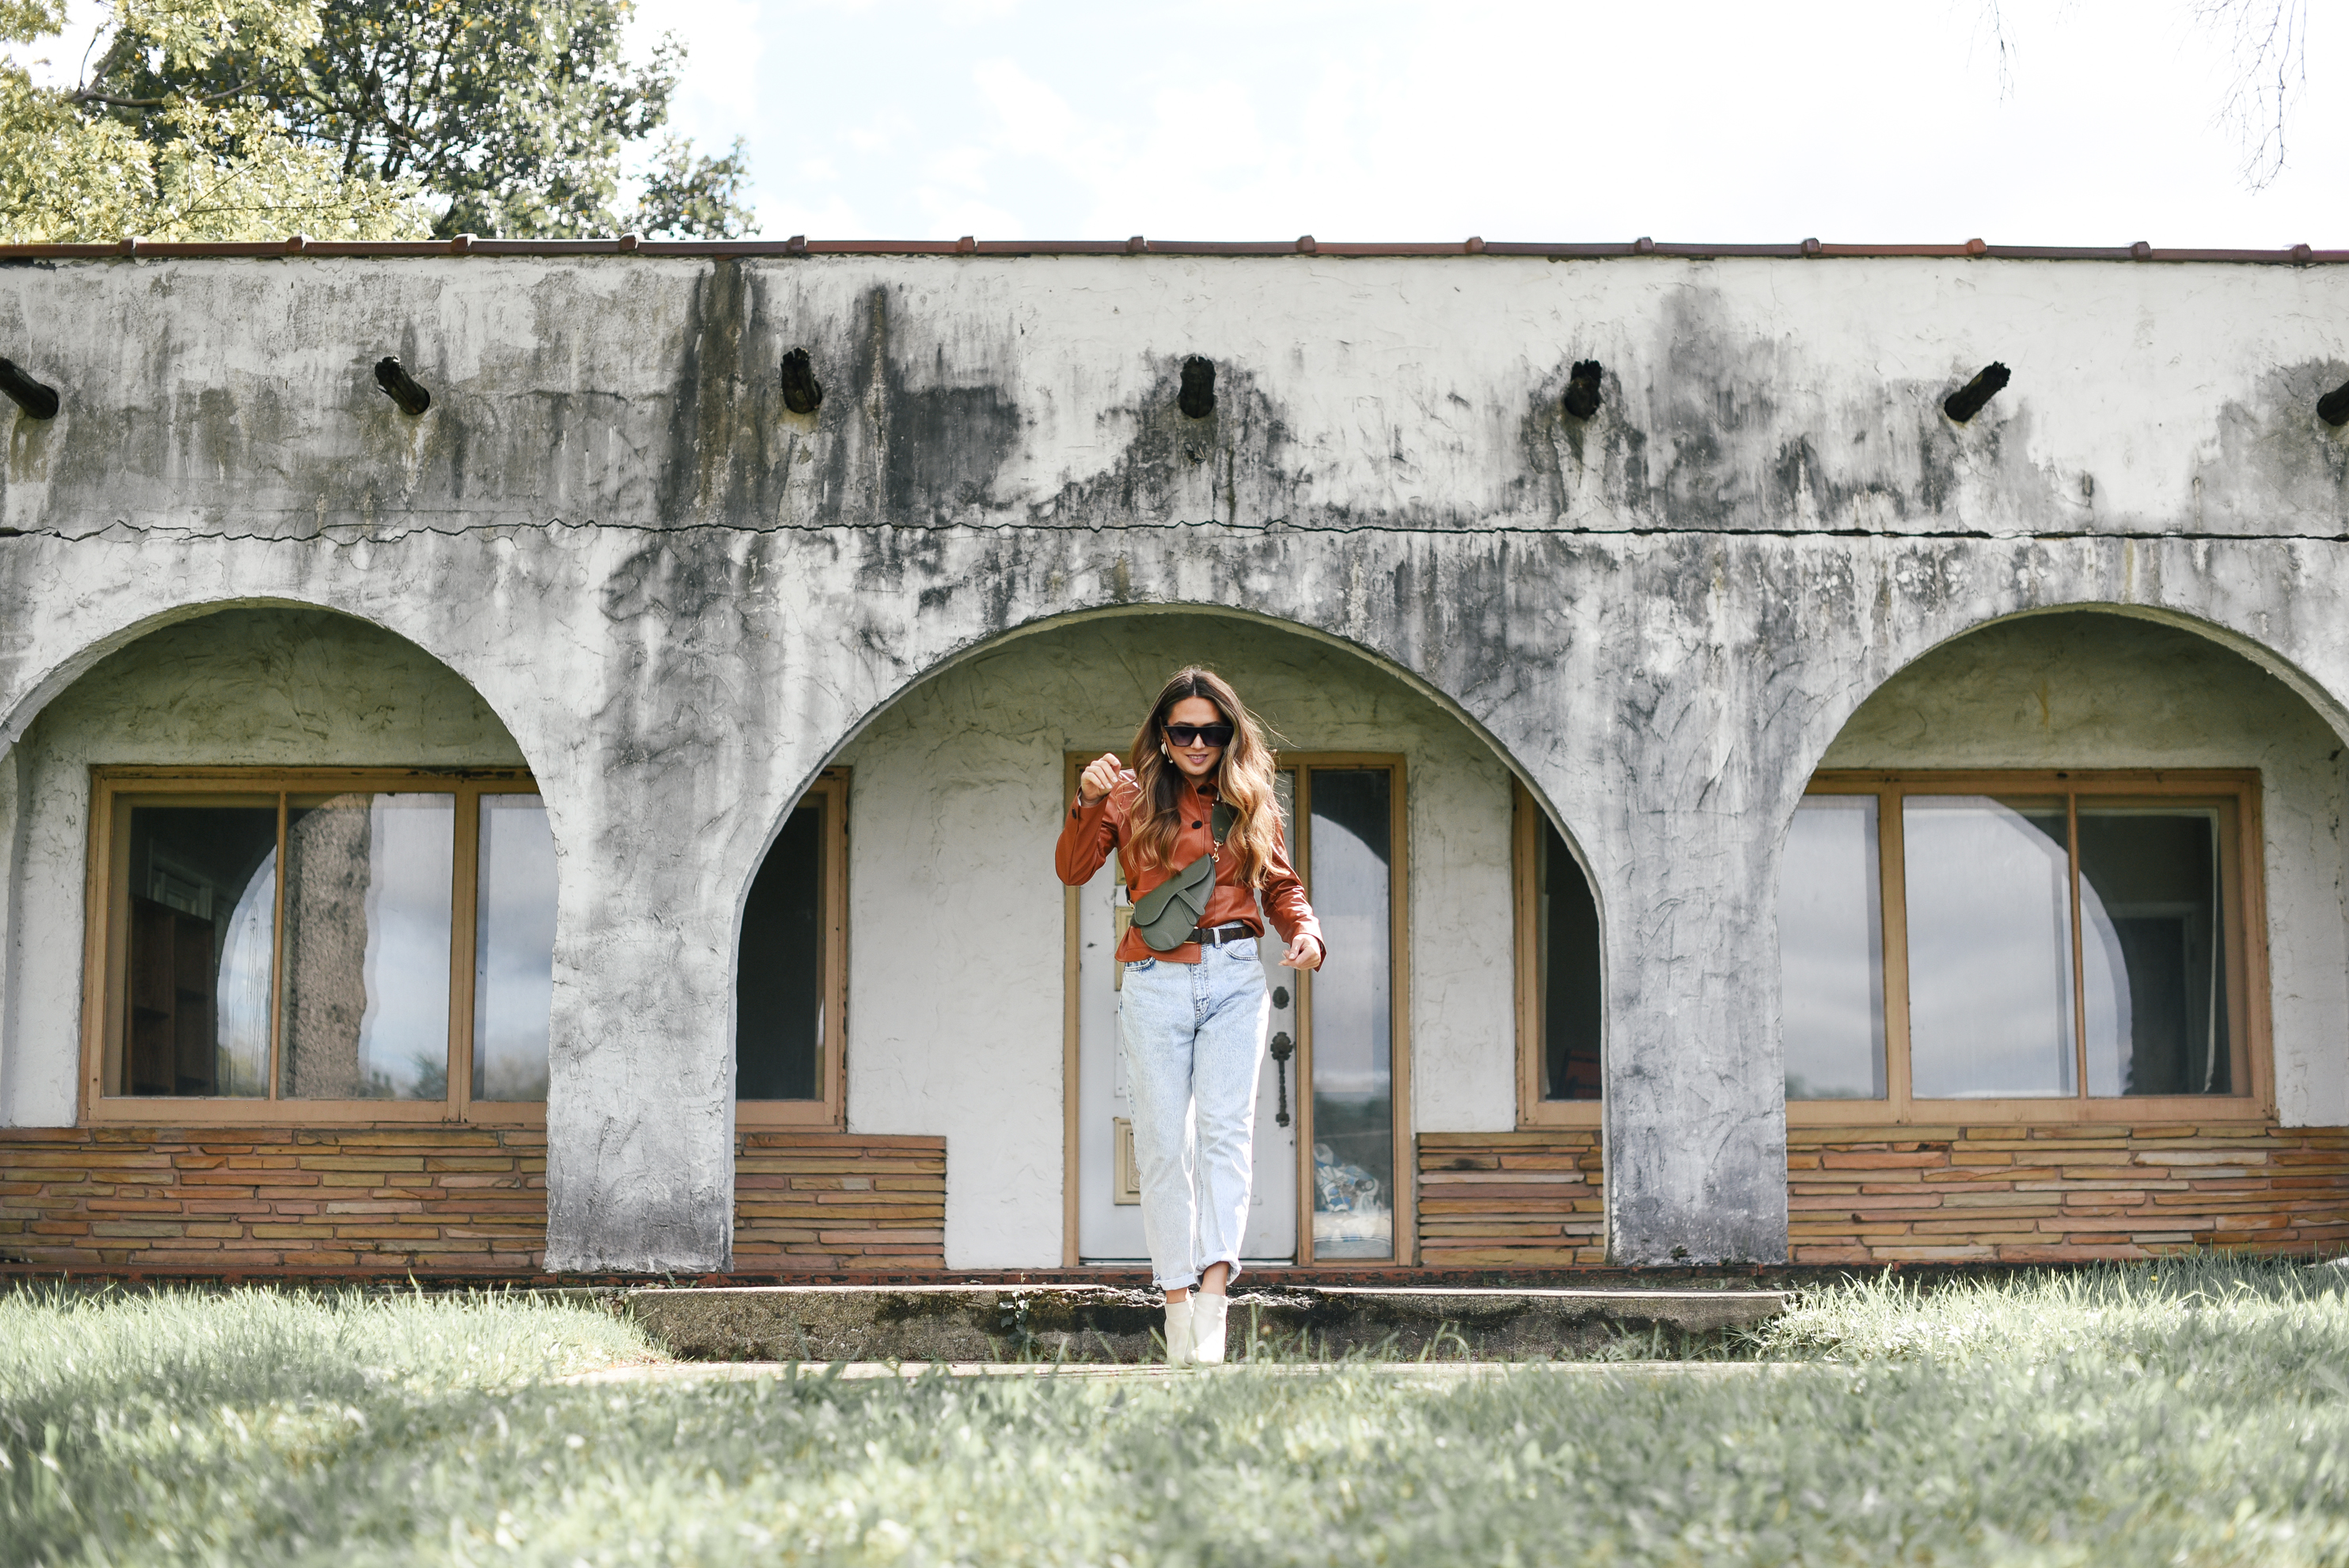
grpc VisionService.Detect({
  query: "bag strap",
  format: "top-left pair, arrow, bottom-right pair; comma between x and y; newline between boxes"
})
1211,799 -> 1235,846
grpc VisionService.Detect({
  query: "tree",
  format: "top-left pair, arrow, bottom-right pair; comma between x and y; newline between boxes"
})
0,0 -> 427,241
0,0 -> 757,243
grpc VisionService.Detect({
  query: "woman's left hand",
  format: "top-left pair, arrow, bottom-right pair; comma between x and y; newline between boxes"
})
1280,933 -> 1324,970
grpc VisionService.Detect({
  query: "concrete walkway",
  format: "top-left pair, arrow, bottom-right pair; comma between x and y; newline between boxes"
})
623,1283 -> 1793,1363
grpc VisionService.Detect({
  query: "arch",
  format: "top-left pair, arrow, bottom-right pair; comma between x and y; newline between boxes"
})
732,598 -> 1604,940
0,593 -> 545,781
1789,599 -> 2349,805
0,602 -> 554,1127
725,602 -> 1611,1270
1774,602 -> 2349,1137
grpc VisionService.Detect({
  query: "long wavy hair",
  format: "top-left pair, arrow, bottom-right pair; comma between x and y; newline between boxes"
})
1125,667 -> 1281,888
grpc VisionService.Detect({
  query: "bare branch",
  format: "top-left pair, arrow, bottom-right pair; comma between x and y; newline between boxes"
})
2195,0 -> 2307,188
1975,0 -> 2018,98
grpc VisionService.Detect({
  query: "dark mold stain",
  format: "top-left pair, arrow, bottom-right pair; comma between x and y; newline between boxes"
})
884,375 -> 1020,525
657,258 -> 791,526
2199,359 -> 2349,527
1030,355 -> 1298,529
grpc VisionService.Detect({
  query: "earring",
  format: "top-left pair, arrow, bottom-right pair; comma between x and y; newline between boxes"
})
1160,742 -> 1171,758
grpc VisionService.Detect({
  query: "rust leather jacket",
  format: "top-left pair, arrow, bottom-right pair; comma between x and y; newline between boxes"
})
1056,769 -> 1324,966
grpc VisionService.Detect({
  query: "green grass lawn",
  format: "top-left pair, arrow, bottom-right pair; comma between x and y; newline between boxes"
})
6,1259 -> 2349,1565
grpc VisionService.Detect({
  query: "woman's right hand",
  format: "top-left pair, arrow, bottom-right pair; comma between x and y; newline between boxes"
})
1078,753 -> 1123,806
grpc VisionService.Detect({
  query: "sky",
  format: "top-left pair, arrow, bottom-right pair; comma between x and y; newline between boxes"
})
632,0 -> 2347,247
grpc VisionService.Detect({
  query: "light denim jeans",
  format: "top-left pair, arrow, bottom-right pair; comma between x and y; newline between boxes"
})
1118,940 -> 1270,1293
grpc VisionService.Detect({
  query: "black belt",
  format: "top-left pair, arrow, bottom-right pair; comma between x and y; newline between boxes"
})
1190,922 -> 1254,947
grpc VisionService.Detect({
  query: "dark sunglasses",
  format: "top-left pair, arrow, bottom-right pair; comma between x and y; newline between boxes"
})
1164,722 -> 1235,748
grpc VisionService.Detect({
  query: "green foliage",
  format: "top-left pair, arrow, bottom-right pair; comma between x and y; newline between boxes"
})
9,1263 -> 2349,1564
0,0 -> 757,242
89,0 -> 757,239
0,0 -> 426,241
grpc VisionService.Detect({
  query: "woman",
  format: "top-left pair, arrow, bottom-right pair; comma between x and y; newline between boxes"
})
1056,668 -> 1324,1365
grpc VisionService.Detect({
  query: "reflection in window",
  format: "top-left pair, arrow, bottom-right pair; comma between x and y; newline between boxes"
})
1778,780 -> 2248,1111
1308,769 -> 1393,1261
279,794 -> 455,1099
108,773 -> 541,1107
738,800 -> 825,1100
1780,796 -> 1885,1099
474,794 -> 556,1101
2079,809 -> 2229,1096
124,803 -> 279,1096
1903,797 -> 2076,1099
1533,813 -> 1603,1100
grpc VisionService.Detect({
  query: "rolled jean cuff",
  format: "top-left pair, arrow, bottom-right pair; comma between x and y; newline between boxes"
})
1156,1270 -> 1201,1293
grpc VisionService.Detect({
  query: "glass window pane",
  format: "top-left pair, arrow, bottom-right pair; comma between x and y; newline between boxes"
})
1535,814 -> 1602,1100
1903,796 -> 2076,1099
121,801 -> 278,1097
1781,797 -> 1887,1099
279,793 -> 454,1100
1308,769 -> 1394,1261
737,800 -> 825,1100
474,794 -> 556,1101
2078,807 -> 2231,1097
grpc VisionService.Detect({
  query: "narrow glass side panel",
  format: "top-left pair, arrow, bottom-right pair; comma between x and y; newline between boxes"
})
2077,807 -> 2230,1096
474,793 -> 556,1101
1779,796 -> 1886,1100
1308,769 -> 1394,1260
737,801 -> 825,1100
1536,814 -> 1603,1100
121,801 -> 278,1097
1903,795 -> 2076,1099
279,793 -> 455,1099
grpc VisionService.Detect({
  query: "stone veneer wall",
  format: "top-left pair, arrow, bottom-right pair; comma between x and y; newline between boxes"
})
731,1133 -> 946,1271
1416,1127 -> 2349,1266
1787,1124 -> 2349,1262
0,1127 -> 947,1274
0,1126 -> 548,1271
1416,1132 -> 1607,1267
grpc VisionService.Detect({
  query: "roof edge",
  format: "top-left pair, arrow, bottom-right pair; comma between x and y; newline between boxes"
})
0,237 -> 2342,264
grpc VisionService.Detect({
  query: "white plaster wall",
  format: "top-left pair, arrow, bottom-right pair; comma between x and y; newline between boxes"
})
0,607 -> 526,1126
1819,609 -> 2349,1125
837,611 -> 1520,1270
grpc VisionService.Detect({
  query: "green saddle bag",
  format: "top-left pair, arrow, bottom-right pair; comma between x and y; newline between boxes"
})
1128,801 -> 1237,952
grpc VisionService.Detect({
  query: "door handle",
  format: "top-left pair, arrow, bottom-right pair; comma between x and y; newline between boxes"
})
1269,1031 -> 1294,1127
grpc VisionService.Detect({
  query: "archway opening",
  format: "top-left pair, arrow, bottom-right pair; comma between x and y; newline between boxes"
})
1774,609 -> 2349,1262
2,606 -> 552,1129
731,608 -> 1605,1271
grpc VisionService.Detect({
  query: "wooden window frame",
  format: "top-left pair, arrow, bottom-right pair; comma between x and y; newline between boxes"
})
82,765 -> 545,1127
1058,751 -> 1415,1269
735,769 -> 850,1130
1792,769 -> 2272,1126
1514,780 -> 1603,1129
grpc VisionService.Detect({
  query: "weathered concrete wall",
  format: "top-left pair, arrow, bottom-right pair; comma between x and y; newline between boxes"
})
1818,609 -> 2349,1124
0,608 -> 524,1126
834,611 -> 1517,1268
6,255 -> 2348,540
0,254 -> 2346,1269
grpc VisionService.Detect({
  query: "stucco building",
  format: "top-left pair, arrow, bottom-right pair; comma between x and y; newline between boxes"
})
2,233 -> 2346,1277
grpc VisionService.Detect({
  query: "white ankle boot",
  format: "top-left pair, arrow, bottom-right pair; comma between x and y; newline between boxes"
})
1190,1292 -> 1228,1365
1162,1297 -> 1193,1365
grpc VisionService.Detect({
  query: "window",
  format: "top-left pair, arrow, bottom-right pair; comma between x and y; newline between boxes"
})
1515,782 -> 1603,1125
85,768 -> 553,1122
1780,772 -> 2267,1122
734,771 -> 847,1126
